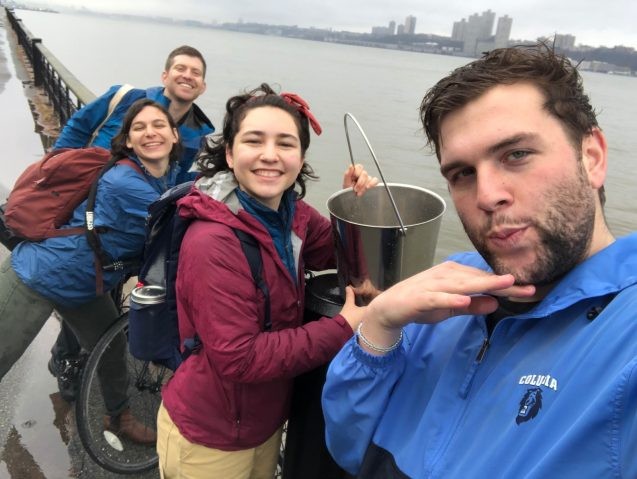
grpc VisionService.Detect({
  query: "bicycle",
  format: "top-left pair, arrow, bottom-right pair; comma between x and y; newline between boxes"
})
75,280 -> 171,474
75,281 -> 286,476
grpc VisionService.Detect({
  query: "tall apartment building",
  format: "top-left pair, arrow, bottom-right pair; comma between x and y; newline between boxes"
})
452,19 -> 466,41
452,10 -> 512,57
404,15 -> 417,35
554,33 -> 576,50
494,15 -> 513,48
463,10 -> 495,55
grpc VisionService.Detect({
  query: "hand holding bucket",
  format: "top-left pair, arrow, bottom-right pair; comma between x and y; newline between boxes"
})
327,113 -> 446,305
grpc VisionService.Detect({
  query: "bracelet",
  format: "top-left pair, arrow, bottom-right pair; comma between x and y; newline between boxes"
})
357,322 -> 403,353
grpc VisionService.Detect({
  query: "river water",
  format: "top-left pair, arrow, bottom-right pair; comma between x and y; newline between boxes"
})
15,9 -> 637,260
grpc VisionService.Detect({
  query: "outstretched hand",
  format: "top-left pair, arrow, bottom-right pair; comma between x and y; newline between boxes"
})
366,261 -> 536,330
342,163 -> 379,196
340,261 -> 537,354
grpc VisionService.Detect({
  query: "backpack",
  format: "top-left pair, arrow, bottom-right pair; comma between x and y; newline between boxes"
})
128,181 -> 272,371
0,147 -> 143,292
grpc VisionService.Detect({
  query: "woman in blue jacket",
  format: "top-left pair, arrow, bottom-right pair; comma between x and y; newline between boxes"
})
0,98 -> 180,443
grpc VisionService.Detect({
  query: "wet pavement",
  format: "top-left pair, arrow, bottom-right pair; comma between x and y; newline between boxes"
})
0,10 -> 159,479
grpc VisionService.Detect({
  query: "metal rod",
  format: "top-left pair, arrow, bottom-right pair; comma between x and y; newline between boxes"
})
343,112 -> 407,236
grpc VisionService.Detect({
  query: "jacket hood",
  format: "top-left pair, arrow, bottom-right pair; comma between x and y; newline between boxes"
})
179,171 -> 256,234
194,171 -> 241,209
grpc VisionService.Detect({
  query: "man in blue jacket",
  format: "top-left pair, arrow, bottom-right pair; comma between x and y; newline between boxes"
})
322,44 -> 637,478
54,44 -> 213,183
49,45 -> 214,402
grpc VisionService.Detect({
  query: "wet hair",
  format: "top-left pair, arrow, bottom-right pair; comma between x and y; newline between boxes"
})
197,83 -> 317,199
164,45 -> 206,78
111,98 -> 181,164
420,42 -> 603,203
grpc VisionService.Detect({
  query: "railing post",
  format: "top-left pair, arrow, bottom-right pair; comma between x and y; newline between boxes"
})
3,6 -> 96,127
15,19 -> 24,46
31,39 -> 43,86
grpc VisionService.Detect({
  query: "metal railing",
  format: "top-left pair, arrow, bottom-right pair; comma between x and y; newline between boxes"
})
5,7 -> 95,126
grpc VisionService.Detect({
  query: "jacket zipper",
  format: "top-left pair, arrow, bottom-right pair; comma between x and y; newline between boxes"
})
475,338 -> 490,363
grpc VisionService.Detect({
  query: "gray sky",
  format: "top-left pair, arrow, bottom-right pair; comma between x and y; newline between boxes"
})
27,0 -> 637,49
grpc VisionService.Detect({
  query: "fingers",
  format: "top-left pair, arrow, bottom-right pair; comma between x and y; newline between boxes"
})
490,283 -> 536,299
341,286 -> 365,332
342,164 -> 379,195
365,261 -> 535,328
343,285 -> 356,305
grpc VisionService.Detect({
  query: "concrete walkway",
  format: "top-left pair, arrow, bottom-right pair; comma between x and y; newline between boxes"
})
0,11 -> 158,479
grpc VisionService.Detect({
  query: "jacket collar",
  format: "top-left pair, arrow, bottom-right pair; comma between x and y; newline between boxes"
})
451,233 -> 637,317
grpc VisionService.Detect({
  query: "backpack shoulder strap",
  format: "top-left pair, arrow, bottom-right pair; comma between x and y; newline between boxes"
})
84,155 -> 146,294
233,229 -> 272,331
182,225 -> 271,363
117,158 -> 144,177
87,84 -> 135,147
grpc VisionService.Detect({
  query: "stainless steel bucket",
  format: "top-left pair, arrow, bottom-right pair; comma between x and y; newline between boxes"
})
327,114 -> 446,305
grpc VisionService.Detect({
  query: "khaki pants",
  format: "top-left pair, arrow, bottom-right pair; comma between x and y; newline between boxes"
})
157,402 -> 283,479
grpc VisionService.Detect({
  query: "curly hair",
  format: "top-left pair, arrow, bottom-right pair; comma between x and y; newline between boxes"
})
196,83 -> 318,199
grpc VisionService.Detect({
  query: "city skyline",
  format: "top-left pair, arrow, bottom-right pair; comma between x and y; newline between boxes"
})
10,0 -> 637,49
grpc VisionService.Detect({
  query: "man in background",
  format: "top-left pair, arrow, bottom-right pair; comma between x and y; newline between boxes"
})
49,45 -> 214,402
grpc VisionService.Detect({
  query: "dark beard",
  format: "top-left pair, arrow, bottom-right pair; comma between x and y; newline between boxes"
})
482,212 -> 594,286
461,165 -> 596,286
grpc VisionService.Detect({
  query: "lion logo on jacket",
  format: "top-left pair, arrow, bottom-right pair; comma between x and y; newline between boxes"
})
516,387 -> 543,424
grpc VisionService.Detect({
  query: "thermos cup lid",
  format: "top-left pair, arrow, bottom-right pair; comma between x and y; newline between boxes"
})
130,285 -> 166,305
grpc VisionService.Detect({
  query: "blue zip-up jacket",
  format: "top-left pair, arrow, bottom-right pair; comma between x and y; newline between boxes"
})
323,233 -> 637,479
54,85 -> 214,183
11,157 -> 178,307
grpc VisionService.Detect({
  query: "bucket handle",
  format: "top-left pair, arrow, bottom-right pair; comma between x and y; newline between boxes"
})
344,113 -> 407,236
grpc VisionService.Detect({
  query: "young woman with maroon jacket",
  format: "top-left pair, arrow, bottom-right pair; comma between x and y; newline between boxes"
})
156,83 -> 377,478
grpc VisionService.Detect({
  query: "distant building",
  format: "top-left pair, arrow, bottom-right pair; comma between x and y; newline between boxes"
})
397,24 -> 405,35
580,60 -> 631,75
452,10 -> 512,57
372,20 -> 399,36
554,33 -> 576,50
452,20 -> 466,41
495,15 -> 512,48
405,15 -> 417,35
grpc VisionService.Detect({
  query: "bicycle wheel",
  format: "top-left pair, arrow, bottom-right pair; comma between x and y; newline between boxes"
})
76,313 -> 172,474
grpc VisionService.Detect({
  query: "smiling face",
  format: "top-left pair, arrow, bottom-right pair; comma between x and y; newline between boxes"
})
126,105 -> 178,168
439,82 -> 609,287
226,106 -> 304,210
161,54 -> 206,104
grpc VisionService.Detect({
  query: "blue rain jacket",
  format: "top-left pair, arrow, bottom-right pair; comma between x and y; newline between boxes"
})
11,157 -> 178,307
54,85 -> 214,183
323,233 -> 637,479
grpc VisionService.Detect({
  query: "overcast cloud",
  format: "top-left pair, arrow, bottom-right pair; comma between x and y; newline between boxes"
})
27,0 -> 637,49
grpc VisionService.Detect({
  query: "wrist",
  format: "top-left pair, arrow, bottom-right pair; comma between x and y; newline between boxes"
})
356,321 -> 403,355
